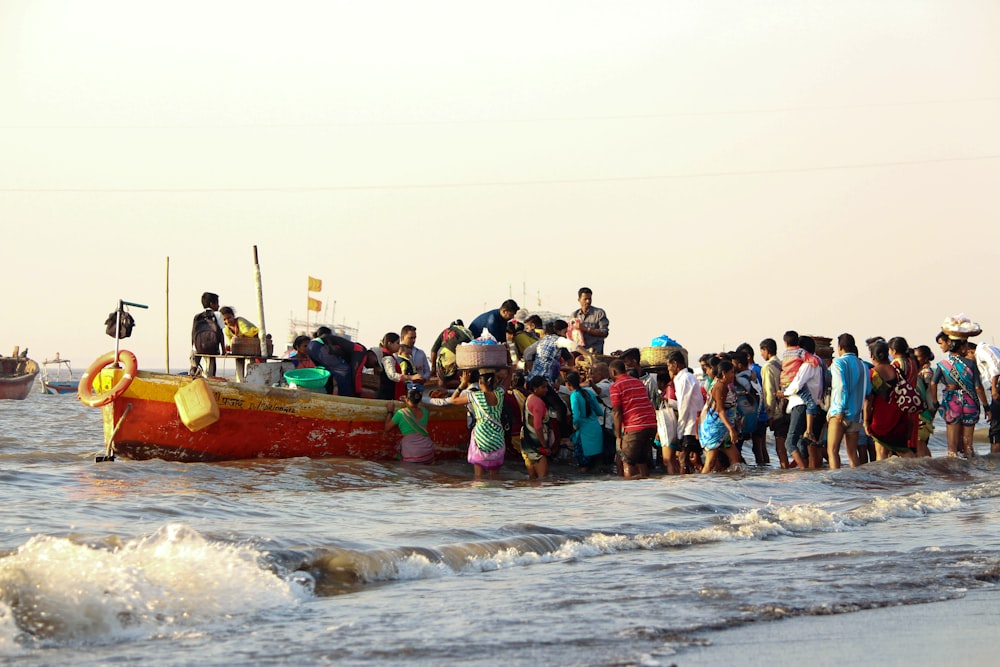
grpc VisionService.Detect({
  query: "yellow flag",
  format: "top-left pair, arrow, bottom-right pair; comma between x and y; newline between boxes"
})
308,297 -> 322,312
307,276 -> 322,292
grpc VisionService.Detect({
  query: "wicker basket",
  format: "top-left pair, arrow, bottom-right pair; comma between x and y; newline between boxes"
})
943,327 -> 981,339
231,335 -> 273,357
941,315 -> 981,339
456,343 -> 507,370
806,335 -> 834,362
640,346 -> 688,369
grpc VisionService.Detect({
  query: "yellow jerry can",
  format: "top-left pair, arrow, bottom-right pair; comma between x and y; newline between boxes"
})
174,378 -> 220,432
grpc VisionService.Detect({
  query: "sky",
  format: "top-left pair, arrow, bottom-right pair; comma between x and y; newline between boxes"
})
2,0 -> 999,372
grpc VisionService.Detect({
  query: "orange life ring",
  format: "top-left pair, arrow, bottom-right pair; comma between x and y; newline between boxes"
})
78,350 -> 138,408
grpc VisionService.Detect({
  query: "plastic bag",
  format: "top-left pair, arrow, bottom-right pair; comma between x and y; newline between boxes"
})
976,343 -> 1000,381
104,309 -> 135,339
656,407 -> 678,446
651,334 -> 681,347
471,333 -> 498,345
567,318 -> 585,346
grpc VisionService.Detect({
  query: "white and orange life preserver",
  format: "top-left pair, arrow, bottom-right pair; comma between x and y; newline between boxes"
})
78,350 -> 138,408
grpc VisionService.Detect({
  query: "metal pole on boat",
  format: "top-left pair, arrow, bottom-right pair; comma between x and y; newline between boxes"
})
165,256 -> 170,374
253,245 -> 269,358
114,299 -> 122,367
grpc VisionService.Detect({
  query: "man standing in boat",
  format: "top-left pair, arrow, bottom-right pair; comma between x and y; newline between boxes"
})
469,300 -> 519,344
190,292 -> 223,377
571,287 -> 610,354
400,325 -> 432,383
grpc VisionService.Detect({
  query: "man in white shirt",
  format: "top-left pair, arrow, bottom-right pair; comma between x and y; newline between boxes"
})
667,351 -> 704,473
975,342 -> 1000,390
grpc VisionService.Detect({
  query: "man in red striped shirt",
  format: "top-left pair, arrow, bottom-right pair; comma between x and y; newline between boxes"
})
609,359 -> 657,479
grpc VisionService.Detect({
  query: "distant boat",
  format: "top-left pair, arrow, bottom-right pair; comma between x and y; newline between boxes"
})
0,348 -> 39,400
41,354 -> 78,395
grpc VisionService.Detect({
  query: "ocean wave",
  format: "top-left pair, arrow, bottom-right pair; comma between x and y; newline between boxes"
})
300,484 -> 977,594
2,476 -> 992,647
0,524 -> 308,647
824,452 -> 1000,486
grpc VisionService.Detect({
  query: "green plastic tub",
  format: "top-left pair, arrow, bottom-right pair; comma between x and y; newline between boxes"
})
283,367 -> 330,392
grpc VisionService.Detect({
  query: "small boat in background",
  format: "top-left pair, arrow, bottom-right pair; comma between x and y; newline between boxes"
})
0,347 -> 39,400
41,353 -> 79,395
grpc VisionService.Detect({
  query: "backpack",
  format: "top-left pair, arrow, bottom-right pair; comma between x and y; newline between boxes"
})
105,309 -> 135,339
192,310 -> 222,354
733,372 -> 761,435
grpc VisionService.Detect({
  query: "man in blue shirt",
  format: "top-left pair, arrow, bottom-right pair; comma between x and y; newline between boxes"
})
469,299 -> 519,343
826,333 -> 871,468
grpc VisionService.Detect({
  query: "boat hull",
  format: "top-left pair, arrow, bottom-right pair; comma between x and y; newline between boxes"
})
95,369 -> 470,462
43,381 -> 79,395
0,359 -> 39,400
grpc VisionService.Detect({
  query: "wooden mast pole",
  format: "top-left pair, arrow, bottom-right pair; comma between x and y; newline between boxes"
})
253,246 -> 268,357
165,256 -> 170,374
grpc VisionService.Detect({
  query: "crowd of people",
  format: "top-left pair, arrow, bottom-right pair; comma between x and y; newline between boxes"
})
191,289 -> 1000,479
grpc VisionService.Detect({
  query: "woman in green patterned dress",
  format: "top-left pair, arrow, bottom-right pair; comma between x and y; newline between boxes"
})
448,368 -> 507,478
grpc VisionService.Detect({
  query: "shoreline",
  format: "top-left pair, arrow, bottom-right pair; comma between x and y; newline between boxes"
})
677,587 -> 999,666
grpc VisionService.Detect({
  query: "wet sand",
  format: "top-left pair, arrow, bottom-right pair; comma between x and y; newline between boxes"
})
679,587 -> 999,666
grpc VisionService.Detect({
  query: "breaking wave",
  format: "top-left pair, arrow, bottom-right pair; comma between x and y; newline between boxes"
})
302,479 -> 1000,593
0,524 -> 308,649
2,460 -> 998,650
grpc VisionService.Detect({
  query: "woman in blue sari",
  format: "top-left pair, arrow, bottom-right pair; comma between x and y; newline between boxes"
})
564,371 -> 603,473
928,338 -> 990,457
699,360 -> 740,473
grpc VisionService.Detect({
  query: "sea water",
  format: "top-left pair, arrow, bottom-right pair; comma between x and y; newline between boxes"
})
1,390 -> 998,665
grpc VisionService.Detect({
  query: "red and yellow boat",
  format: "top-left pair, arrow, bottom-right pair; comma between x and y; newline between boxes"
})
78,350 -> 468,462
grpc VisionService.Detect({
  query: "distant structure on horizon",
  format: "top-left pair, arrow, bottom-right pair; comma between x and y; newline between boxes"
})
287,275 -> 359,353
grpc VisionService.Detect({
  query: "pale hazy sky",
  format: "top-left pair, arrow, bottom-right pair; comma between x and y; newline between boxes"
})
2,1 -> 998,371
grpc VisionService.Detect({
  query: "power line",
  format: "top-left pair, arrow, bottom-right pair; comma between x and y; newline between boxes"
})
1,153 -> 997,194
1,96 -> 999,130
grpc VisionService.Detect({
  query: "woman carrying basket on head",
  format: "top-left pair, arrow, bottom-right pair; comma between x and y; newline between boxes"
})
446,368 -> 507,479
928,337 -> 990,458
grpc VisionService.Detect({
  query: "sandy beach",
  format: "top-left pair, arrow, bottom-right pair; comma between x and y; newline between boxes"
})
678,587 -> 999,666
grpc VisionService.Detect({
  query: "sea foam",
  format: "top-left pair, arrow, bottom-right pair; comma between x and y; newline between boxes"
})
306,487 -> 971,592
0,523 -> 309,644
